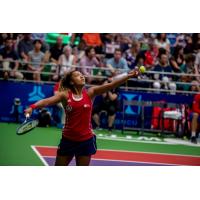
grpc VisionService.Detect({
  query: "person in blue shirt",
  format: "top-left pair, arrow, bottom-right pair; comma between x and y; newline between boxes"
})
152,52 -> 176,94
106,48 -> 129,77
0,37 -> 23,80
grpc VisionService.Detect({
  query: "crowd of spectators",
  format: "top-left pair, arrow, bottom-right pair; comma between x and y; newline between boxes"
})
1,33 -> 200,93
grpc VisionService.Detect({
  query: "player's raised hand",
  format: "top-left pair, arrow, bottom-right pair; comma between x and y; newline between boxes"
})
128,66 -> 146,78
128,68 -> 139,78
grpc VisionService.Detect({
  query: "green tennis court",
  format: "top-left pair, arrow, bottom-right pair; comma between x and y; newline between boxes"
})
1,122 -> 200,166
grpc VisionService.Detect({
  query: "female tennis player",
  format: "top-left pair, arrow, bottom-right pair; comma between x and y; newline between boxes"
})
25,69 -> 139,166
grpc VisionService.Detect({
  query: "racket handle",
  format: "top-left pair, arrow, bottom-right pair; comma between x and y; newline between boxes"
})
25,113 -> 30,118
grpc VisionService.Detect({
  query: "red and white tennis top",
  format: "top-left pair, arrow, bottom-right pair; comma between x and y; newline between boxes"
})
62,89 -> 94,141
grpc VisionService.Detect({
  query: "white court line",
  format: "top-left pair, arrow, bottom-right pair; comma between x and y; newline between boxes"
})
90,158 -> 177,166
97,135 -> 200,147
31,145 -> 49,166
41,156 -> 175,166
32,145 -> 200,158
98,148 -> 200,158
97,136 -> 172,145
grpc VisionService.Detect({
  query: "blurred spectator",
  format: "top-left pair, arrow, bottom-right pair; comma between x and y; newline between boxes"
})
73,39 -> 86,63
120,33 -> 135,40
131,33 -> 144,41
31,33 -> 50,62
178,75 -> 191,92
31,33 -> 46,41
192,33 -> 200,52
49,36 -> 64,64
79,46 -> 100,83
92,78 -> 119,132
104,34 -> 129,55
107,48 -> 129,77
144,39 -> 158,70
69,33 -> 83,46
154,33 -> 170,53
57,45 -> 77,78
0,34 -> 8,49
170,45 -> 185,73
120,34 -> 133,44
38,108 -> 52,127
190,88 -> 200,144
17,33 -> 34,63
174,33 -> 186,48
178,54 -> 195,91
119,34 -> 131,52
157,47 -> 167,59
140,33 -> 151,51
49,36 -> 64,80
82,33 -> 102,54
124,40 -> 141,69
103,34 -> 120,59
27,39 -> 45,82
194,44 -> 200,82
135,54 -> 145,68
0,37 -> 23,80
101,33 -> 113,44
190,80 -> 200,92
184,34 -> 194,54
13,34 -> 23,52
184,54 -> 195,74
0,34 -> 20,49
153,53 -> 176,94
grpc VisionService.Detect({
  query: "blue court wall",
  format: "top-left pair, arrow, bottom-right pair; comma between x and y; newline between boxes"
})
0,81 -> 54,123
0,81 -> 194,128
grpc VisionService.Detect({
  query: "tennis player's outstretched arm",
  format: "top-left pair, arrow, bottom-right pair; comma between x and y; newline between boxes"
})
24,91 -> 67,116
88,70 -> 139,99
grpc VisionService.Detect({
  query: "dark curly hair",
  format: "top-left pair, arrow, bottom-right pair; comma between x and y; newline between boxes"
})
59,69 -> 76,92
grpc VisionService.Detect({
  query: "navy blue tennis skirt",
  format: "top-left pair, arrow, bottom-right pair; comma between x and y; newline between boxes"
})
57,135 -> 97,156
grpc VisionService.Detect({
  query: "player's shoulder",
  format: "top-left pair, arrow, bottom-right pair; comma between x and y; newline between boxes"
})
83,88 -> 91,96
57,90 -> 69,99
86,86 -> 96,99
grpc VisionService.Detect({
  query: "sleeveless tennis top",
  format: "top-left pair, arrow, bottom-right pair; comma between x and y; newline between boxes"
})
62,89 -> 94,141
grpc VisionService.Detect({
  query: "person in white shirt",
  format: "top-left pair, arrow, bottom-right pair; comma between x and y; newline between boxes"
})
58,45 -> 77,77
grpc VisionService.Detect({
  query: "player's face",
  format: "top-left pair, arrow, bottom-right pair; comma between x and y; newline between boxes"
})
71,71 -> 85,86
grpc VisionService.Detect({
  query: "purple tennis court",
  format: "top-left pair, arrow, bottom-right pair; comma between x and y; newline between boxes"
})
32,145 -> 200,166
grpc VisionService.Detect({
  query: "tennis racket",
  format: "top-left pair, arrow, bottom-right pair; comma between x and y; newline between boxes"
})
16,113 -> 39,135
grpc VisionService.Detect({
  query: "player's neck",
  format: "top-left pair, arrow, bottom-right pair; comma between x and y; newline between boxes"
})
73,87 -> 83,95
